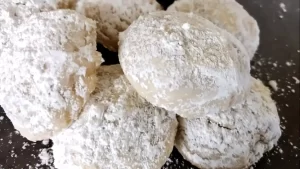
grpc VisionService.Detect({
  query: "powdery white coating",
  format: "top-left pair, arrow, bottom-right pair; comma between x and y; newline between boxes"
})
175,78 -> 281,169
0,0 -> 54,48
0,0 -> 77,50
167,0 -> 260,59
76,0 -> 163,51
119,11 -> 251,119
0,0 -> 54,19
0,10 -> 102,141
0,0 -> 76,23
52,65 -> 178,169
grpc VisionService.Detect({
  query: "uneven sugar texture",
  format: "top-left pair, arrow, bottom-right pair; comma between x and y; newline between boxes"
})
52,65 -> 178,169
0,10 -> 102,141
167,0 -> 260,59
119,11 -> 251,119
176,78 -> 281,169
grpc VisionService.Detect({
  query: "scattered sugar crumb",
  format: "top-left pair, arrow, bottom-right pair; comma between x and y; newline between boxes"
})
292,77 -> 300,84
285,61 -> 292,66
39,149 -> 52,165
36,148 -> 54,169
279,3 -> 287,12
0,116 -> 4,121
22,142 -> 30,149
257,61 -> 262,66
42,139 -> 50,145
269,80 -> 278,91
279,14 -> 284,19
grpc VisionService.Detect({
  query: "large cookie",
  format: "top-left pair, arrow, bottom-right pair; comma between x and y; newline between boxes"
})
175,78 -> 281,169
0,10 -> 102,141
119,11 -> 251,118
52,65 -> 178,169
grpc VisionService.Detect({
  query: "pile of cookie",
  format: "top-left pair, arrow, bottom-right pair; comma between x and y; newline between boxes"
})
0,0 -> 281,169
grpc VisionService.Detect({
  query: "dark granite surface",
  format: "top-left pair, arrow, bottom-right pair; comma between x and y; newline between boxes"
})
0,0 -> 299,168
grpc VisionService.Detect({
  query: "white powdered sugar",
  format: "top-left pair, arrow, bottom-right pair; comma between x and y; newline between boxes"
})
269,80 -> 279,91
119,11 -> 251,119
0,10 -> 102,141
76,0 -> 163,51
175,78 -> 281,169
0,0 -> 54,19
52,65 -> 178,169
38,148 -> 54,166
167,0 -> 260,59
279,2 -> 287,12
0,0 -> 54,49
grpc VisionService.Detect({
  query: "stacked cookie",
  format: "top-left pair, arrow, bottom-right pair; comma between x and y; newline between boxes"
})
118,8 -> 280,169
0,0 -> 281,169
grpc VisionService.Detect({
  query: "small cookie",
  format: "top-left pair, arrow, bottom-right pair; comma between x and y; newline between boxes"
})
175,78 -> 281,169
52,65 -> 178,169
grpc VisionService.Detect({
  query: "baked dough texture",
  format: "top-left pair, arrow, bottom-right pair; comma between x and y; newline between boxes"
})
175,78 -> 281,169
0,10 -> 102,141
119,11 -> 251,119
76,0 -> 163,51
167,0 -> 260,59
52,65 -> 178,169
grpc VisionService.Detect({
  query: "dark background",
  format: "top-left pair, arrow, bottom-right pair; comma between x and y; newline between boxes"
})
0,0 -> 299,168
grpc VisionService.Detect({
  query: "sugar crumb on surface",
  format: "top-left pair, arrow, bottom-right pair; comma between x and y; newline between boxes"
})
285,61 -> 292,66
279,2 -> 287,12
292,77 -> 300,84
269,80 -> 279,91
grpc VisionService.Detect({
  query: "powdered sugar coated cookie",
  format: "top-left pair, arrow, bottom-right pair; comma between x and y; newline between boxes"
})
0,10 -> 102,141
119,11 -> 251,118
52,65 -> 178,169
175,78 -> 281,169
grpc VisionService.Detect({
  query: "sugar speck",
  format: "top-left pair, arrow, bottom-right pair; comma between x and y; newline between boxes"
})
182,23 -> 190,30
279,3 -> 287,12
292,77 -> 300,84
42,139 -> 50,145
269,80 -> 278,91
285,61 -> 292,66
